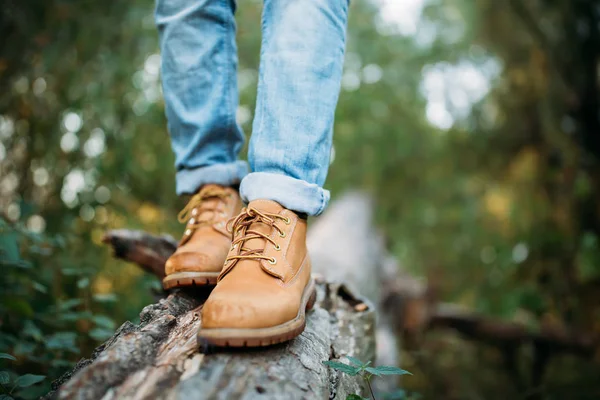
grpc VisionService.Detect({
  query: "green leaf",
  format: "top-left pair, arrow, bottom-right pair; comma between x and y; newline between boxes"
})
14,384 -> 48,400
17,200 -> 36,220
13,341 -> 35,356
93,293 -> 117,303
14,374 -> 45,388
23,321 -> 43,342
0,353 -> 16,361
89,328 -> 114,341
57,299 -> 82,311
345,356 -> 364,367
59,311 -> 93,322
92,315 -> 116,330
45,332 -> 78,352
145,280 -> 164,292
346,395 -> 367,400
32,282 -> 48,294
60,268 -> 84,276
0,231 -> 20,263
77,277 -> 90,289
0,394 -> 14,400
0,371 -> 10,385
53,235 -> 66,249
371,366 -> 412,376
27,244 -> 51,256
365,367 -> 382,377
322,361 -> 360,376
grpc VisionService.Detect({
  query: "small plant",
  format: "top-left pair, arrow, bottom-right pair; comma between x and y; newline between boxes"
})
1,217 -> 120,397
323,356 -> 411,400
0,353 -> 46,400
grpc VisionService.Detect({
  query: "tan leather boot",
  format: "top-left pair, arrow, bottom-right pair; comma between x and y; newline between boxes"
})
198,199 -> 315,347
163,184 -> 243,289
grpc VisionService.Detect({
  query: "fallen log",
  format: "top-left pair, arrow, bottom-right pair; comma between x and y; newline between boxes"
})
47,196 -> 379,400
49,278 -> 375,400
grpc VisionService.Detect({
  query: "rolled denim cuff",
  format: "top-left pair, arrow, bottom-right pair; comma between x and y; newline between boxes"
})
176,161 -> 249,195
240,172 -> 330,216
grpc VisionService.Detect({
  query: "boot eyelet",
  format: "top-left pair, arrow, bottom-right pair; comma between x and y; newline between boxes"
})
184,229 -> 192,236
189,218 -> 195,225
268,258 -> 277,265
279,231 -> 286,238
191,209 -> 198,216
283,217 -> 291,225
274,244 -> 281,251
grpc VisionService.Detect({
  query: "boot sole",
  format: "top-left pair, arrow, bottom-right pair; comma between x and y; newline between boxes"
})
162,271 -> 219,290
197,279 -> 317,348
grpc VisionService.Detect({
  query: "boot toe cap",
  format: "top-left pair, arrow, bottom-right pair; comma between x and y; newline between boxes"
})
201,291 -> 297,330
165,252 -> 222,275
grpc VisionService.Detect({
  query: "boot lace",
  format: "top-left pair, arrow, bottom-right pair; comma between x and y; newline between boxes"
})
177,187 -> 230,238
225,207 -> 291,266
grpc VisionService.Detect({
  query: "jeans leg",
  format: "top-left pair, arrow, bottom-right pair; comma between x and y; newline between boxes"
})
156,0 -> 248,195
239,0 -> 349,216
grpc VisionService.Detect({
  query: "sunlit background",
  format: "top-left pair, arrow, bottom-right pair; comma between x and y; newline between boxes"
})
1,0 -> 599,398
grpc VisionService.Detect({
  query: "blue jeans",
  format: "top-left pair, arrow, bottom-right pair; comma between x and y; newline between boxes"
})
155,0 -> 349,216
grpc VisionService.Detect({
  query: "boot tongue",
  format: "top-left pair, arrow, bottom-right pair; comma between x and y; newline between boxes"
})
185,185 -> 227,244
195,184 -> 226,222
242,200 -> 285,252
195,199 -> 218,222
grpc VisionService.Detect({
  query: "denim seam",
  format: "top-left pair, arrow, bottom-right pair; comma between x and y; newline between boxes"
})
225,0 -> 236,163
254,0 -> 270,147
316,189 -> 326,215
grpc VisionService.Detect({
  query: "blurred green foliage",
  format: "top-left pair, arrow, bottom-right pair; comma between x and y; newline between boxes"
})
1,0 -> 599,398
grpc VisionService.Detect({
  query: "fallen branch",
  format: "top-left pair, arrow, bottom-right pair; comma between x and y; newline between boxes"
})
380,274 -> 597,358
379,267 -> 598,394
429,304 -> 596,357
101,229 -> 177,279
